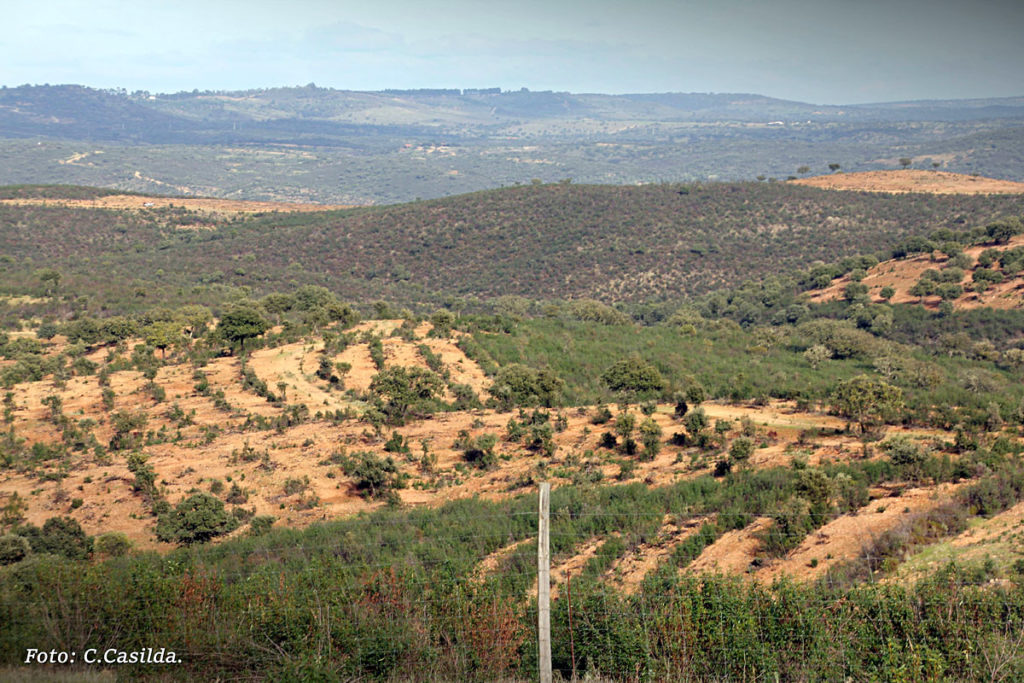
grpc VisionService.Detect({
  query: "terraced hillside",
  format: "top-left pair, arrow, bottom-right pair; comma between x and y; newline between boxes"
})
2,315 -> 1021,597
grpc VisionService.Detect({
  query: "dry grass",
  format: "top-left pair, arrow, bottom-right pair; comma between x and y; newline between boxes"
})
791,170 -> 1024,195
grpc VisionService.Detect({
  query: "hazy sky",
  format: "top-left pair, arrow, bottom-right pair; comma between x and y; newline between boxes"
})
3,0 -> 1022,104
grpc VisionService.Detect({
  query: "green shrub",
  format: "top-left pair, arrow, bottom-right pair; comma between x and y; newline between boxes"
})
156,493 -> 238,545
729,437 -> 755,466
282,477 -> 310,496
340,451 -> 405,500
0,534 -> 29,565
24,516 -> 92,560
249,515 -> 275,536
638,417 -> 662,461
489,363 -> 564,409
463,433 -> 499,469
94,532 -> 131,558
600,356 -> 665,398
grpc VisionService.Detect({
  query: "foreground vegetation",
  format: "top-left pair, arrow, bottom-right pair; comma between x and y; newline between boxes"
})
4,460 -> 1024,680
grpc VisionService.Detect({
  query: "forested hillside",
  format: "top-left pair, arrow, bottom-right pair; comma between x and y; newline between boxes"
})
1,182 -> 1021,315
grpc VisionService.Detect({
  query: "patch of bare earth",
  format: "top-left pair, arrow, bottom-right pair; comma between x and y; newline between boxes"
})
687,517 -> 773,575
0,195 -> 356,215
419,337 -> 491,396
756,482 -> 964,582
530,537 -> 607,600
893,500 -> 1024,583
383,337 -> 422,371
790,170 -> 1024,195
605,515 -> 711,594
247,341 -> 351,413
948,500 -> 1024,549
334,343 -> 378,394
203,356 -> 280,417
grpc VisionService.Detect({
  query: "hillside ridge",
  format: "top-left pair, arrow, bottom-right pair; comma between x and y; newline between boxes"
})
2,182 -> 1022,308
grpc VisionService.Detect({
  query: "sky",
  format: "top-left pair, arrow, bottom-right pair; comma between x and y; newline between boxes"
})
2,0 -> 1023,104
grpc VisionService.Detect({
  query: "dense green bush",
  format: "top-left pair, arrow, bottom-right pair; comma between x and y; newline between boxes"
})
339,451 -> 405,501
94,532 -> 131,558
155,493 -> 238,545
0,534 -> 29,565
20,516 -> 92,560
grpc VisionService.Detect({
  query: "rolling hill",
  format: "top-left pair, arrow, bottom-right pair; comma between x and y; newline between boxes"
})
1,181 -> 1022,315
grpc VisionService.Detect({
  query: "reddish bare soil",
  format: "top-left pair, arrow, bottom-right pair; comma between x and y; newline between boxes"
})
0,195 -> 356,215
0,327 -> 994,582
247,341 -> 351,413
687,517 -> 773,576
807,234 -> 1024,311
790,170 -> 1024,195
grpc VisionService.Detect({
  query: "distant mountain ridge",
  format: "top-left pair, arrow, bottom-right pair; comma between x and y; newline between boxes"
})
3,84 -> 1024,144
2,85 -> 1023,204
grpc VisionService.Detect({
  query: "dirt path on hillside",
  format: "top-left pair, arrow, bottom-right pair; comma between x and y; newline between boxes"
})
687,517 -> 773,575
756,482 -> 964,582
605,515 -> 711,593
